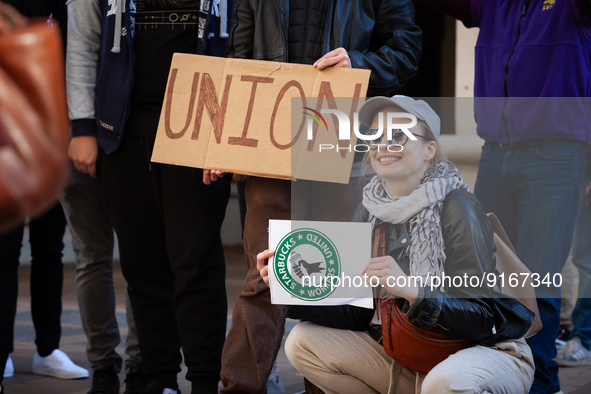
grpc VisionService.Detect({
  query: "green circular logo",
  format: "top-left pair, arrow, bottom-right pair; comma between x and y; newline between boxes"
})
273,228 -> 341,301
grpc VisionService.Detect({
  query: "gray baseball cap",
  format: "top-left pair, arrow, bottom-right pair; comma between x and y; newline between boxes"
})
357,95 -> 440,139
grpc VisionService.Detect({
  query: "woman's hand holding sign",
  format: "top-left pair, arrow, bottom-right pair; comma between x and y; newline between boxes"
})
362,256 -> 419,304
257,249 -> 275,287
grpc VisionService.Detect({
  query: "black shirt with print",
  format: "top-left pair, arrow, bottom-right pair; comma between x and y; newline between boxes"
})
126,0 -> 203,136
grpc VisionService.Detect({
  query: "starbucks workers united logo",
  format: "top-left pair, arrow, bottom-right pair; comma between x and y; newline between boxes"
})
273,228 -> 341,301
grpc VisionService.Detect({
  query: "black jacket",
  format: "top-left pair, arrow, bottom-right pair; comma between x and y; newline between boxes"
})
226,0 -> 422,97
286,188 -> 535,347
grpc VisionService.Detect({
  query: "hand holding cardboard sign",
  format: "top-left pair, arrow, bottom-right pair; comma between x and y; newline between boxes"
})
257,249 -> 275,287
362,256 -> 419,303
202,169 -> 249,185
314,47 -> 352,70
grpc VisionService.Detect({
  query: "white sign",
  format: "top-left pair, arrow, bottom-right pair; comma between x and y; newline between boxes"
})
268,220 -> 373,308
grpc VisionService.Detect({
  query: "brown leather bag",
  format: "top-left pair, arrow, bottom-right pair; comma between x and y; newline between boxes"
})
0,4 -> 69,231
376,211 -> 543,375
374,225 -> 471,375
380,298 -> 472,375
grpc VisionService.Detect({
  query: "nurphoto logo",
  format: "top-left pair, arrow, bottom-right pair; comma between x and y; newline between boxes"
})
302,108 -> 419,153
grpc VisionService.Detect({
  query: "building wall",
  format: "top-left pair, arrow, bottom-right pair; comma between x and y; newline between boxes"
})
445,21 -> 481,191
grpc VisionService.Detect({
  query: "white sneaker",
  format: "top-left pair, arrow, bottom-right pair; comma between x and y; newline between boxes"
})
555,337 -> 591,367
32,349 -> 89,379
267,362 -> 284,394
3,356 -> 13,378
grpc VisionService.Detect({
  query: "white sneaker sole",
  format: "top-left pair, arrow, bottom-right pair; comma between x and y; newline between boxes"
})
32,365 -> 89,380
554,357 -> 591,367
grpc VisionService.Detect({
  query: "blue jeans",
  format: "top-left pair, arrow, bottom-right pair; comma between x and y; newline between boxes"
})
474,141 -> 585,394
567,175 -> 591,350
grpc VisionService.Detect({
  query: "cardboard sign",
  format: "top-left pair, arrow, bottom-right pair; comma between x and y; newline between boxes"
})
151,54 -> 370,184
268,220 -> 373,308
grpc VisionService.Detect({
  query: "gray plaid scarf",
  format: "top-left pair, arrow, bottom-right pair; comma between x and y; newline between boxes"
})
362,162 -> 469,282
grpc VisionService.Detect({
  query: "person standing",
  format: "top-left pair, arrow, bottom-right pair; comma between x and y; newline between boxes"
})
422,1 -> 591,393
555,148 -> 591,367
60,162 -> 144,394
0,203 -> 89,382
212,2 -> 422,393
66,0 -> 233,393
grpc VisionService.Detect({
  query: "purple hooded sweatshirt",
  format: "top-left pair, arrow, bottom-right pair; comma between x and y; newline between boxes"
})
428,0 -> 591,144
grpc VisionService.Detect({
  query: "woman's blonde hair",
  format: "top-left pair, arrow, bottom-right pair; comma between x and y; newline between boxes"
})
419,119 -> 447,168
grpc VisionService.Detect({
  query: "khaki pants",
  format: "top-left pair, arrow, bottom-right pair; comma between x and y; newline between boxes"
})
286,322 -> 535,394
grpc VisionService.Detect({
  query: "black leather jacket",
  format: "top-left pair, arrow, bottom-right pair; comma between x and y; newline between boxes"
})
287,189 -> 534,347
226,0 -> 422,96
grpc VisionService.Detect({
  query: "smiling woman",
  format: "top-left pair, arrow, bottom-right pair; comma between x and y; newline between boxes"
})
256,96 -> 537,394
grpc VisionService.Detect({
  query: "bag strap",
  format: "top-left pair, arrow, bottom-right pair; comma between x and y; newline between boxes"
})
373,224 -> 386,258
372,224 -> 387,309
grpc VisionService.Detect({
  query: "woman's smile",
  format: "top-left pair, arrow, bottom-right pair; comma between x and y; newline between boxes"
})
377,155 -> 402,164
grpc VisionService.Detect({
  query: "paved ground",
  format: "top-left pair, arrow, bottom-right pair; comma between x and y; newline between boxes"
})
4,246 -> 591,394
5,246 -> 304,394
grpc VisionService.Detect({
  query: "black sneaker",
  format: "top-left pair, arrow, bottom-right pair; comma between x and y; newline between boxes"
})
557,326 -> 572,341
87,368 -> 119,394
123,371 -> 147,394
191,389 -> 216,394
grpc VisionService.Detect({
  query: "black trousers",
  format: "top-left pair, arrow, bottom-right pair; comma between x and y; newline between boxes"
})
99,136 -> 230,391
0,202 -> 66,383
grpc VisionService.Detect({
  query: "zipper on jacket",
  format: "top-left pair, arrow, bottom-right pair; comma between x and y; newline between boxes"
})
274,0 -> 289,62
322,0 -> 334,56
282,24 -> 289,63
299,1 -> 311,64
502,0 -> 531,144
